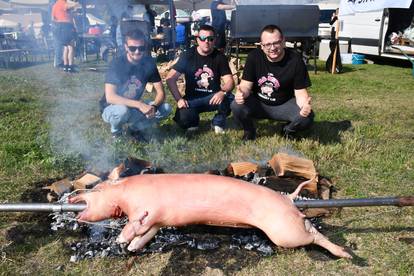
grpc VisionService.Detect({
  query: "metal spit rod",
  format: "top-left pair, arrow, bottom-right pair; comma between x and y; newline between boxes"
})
0,197 -> 413,212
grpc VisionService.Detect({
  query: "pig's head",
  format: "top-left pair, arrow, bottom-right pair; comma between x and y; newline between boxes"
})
69,182 -> 124,222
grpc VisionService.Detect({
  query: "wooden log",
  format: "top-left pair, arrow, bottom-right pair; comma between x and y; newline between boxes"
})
226,162 -> 258,177
73,173 -> 101,190
268,153 -> 318,193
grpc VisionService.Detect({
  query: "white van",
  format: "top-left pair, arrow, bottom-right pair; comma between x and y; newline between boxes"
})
339,6 -> 414,60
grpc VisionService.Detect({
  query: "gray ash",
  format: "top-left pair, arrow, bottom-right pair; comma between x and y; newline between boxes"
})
52,216 -> 322,261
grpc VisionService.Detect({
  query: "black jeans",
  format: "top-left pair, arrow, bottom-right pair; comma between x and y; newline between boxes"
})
174,93 -> 234,129
231,96 -> 314,135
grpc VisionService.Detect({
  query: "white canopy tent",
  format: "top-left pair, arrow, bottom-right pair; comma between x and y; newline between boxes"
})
86,13 -> 105,26
0,0 -> 13,12
9,0 -> 48,6
0,18 -> 19,28
339,0 -> 412,15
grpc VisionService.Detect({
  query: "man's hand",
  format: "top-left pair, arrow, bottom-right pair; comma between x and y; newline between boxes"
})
209,91 -> 225,105
235,85 -> 248,104
137,102 -> 155,118
177,98 -> 189,109
300,97 -> 312,117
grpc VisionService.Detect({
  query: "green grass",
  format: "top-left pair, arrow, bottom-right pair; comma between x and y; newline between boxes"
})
0,59 -> 413,275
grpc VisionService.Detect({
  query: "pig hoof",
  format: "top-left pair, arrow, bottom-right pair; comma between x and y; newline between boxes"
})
334,247 -> 353,259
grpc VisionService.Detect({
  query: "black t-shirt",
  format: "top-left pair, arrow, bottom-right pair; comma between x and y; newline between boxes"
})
242,48 -> 311,105
210,0 -> 226,31
100,55 -> 161,110
173,47 -> 231,99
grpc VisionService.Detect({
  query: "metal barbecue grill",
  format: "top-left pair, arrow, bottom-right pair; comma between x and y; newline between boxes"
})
228,5 -> 320,72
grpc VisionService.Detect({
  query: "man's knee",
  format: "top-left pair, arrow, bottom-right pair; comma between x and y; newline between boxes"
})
102,105 -> 129,123
156,103 -> 172,119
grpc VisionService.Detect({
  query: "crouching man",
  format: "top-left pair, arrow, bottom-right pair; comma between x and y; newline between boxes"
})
100,29 -> 171,142
231,25 -> 314,141
166,24 -> 234,135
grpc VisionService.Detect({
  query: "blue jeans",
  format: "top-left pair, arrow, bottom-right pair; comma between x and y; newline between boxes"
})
53,37 -> 63,67
102,101 -> 171,134
173,93 -> 234,129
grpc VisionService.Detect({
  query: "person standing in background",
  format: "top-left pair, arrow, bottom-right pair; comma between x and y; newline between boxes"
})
210,0 -> 237,51
51,0 -> 80,72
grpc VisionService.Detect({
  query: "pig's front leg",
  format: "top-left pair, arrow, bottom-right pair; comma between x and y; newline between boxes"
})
127,226 -> 160,252
117,211 -> 159,252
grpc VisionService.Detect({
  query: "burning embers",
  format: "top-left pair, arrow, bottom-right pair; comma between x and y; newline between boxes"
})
47,153 -> 331,261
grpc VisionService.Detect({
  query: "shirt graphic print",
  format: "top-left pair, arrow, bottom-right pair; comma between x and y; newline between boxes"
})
194,65 -> 215,94
257,73 -> 281,102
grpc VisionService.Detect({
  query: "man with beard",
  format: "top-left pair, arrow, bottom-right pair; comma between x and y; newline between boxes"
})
166,25 -> 234,135
100,29 -> 171,142
231,25 -> 314,141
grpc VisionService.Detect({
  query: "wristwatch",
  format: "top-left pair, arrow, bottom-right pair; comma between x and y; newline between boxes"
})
151,104 -> 158,111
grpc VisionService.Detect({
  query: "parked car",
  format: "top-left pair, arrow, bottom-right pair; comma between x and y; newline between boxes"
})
155,9 -> 191,27
339,7 -> 414,60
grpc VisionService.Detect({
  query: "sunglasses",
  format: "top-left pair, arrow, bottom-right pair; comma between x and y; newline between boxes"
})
198,35 -> 215,42
127,45 -> 146,53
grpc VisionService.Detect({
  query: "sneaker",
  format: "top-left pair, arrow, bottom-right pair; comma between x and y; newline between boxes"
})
128,129 -> 147,143
242,130 -> 256,141
111,131 -> 122,141
213,125 -> 225,134
63,65 -> 68,72
185,126 -> 199,136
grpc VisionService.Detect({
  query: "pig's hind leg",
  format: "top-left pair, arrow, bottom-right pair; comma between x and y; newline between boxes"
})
304,219 -> 352,258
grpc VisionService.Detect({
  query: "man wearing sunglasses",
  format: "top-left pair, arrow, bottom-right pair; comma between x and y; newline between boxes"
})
166,25 -> 234,134
231,25 -> 314,141
100,29 -> 171,142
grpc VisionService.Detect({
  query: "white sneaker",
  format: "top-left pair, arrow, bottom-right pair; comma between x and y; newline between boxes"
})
213,125 -> 225,134
185,126 -> 199,135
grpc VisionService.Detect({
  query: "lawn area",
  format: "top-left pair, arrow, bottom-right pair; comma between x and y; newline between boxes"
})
0,58 -> 413,275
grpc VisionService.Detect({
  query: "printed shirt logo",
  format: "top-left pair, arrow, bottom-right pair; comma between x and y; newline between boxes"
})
257,73 -> 280,101
194,65 -> 214,93
122,75 -> 143,99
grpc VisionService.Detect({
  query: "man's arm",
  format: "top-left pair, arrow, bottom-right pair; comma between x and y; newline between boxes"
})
105,83 -> 153,115
216,3 -> 236,10
143,81 -> 165,119
151,81 -> 165,107
294,88 -> 312,117
166,69 -> 188,109
209,74 -> 234,105
66,0 -> 81,10
234,79 -> 253,104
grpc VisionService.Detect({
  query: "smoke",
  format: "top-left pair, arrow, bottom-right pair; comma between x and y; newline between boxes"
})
46,88 -> 115,171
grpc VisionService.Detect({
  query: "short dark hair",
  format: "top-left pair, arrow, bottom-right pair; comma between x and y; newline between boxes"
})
260,24 -> 284,39
199,24 -> 216,35
125,29 -> 146,44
